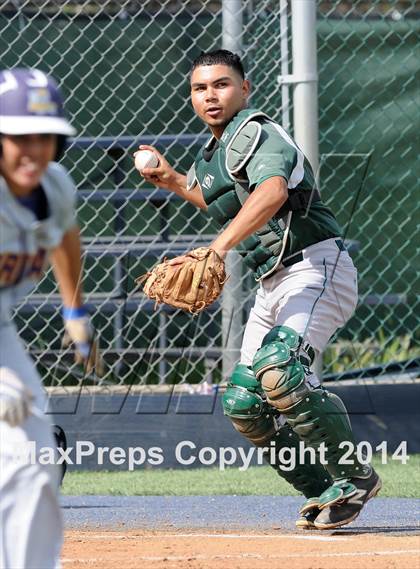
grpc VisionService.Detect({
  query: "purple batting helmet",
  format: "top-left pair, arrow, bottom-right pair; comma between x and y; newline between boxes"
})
0,68 -> 75,136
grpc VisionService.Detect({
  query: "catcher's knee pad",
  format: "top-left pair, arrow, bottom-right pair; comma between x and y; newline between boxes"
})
222,364 -> 276,445
252,325 -> 315,412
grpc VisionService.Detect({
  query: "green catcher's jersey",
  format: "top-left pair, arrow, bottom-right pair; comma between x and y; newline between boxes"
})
191,109 -> 342,280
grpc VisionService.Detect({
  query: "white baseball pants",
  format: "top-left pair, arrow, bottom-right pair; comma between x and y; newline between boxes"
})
241,238 -> 358,365
0,322 -> 62,569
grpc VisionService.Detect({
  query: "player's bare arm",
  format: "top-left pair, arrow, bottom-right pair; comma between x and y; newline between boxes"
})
51,225 -> 104,375
210,176 -> 288,259
50,225 -> 84,308
135,144 -> 207,210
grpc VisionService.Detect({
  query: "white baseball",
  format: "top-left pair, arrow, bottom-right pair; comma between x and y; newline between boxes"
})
134,149 -> 159,172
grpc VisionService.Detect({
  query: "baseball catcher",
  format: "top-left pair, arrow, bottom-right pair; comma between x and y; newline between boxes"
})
134,49 -> 381,531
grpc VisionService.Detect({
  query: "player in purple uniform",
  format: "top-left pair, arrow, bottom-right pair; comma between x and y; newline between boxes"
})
0,68 -> 103,569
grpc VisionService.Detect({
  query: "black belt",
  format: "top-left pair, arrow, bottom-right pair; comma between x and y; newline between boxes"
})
282,238 -> 346,268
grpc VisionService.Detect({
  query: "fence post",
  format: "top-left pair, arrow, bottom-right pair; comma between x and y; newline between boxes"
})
280,0 -> 291,131
290,0 -> 323,377
110,146 -> 126,363
221,0 -> 244,380
291,0 -> 319,173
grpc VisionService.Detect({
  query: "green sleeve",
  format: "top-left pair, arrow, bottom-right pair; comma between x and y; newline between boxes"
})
245,122 -> 297,189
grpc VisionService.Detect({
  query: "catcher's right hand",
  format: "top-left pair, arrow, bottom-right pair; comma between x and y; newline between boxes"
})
134,144 -> 178,191
137,247 -> 227,314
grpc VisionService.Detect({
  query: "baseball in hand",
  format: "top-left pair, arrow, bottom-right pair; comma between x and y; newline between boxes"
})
134,149 -> 159,172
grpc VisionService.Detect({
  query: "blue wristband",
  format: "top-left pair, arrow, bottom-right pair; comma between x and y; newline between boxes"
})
62,306 -> 88,320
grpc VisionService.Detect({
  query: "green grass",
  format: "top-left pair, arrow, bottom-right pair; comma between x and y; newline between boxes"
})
323,332 -> 420,374
62,455 -> 420,498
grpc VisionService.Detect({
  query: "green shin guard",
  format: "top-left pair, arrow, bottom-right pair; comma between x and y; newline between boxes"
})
252,326 -> 370,483
286,389 -> 376,516
283,388 -> 370,480
264,424 -> 332,499
222,364 -> 332,499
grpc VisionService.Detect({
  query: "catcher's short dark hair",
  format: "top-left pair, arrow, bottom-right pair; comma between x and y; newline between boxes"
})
191,50 -> 245,79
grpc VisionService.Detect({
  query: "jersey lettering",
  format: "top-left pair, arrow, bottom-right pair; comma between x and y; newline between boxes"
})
0,249 -> 47,287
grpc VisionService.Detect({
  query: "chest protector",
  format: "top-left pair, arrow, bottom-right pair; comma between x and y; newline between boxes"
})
188,110 -> 317,281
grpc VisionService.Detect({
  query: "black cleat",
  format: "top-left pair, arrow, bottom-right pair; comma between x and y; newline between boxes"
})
314,467 -> 382,530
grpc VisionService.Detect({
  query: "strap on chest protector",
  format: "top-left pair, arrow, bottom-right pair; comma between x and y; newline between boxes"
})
226,120 -> 262,177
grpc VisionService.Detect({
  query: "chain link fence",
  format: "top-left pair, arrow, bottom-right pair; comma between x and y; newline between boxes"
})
2,0 -> 419,387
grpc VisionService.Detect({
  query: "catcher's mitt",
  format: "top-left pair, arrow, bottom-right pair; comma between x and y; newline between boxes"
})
137,247 -> 227,313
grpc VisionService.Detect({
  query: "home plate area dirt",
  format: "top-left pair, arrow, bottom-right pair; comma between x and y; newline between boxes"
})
62,529 -> 420,569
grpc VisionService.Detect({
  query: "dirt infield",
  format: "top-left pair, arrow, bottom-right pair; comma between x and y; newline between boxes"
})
62,530 -> 420,569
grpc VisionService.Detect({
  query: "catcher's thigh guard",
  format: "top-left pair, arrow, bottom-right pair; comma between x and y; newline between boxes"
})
252,325 -> 370,479
222,363 -> 332,498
